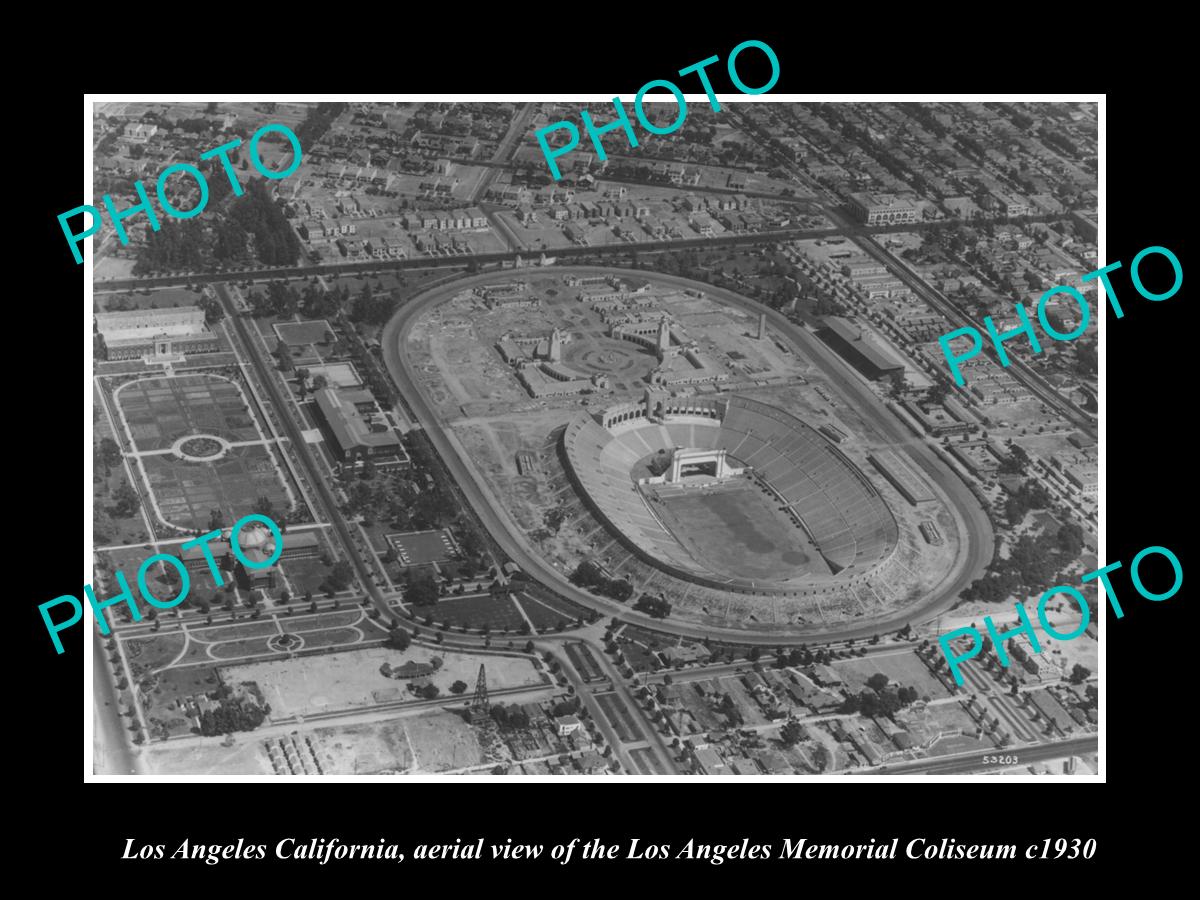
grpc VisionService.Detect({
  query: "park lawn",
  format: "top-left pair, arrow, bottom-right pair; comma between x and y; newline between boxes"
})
279,556 -> 336,597
421,593 -> 527,633
123,633 -> 187,677
519,594 -> 581,631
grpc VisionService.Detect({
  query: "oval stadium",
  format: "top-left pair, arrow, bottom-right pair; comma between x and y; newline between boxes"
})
563,393 -> 898,595
385,265 -> 991,640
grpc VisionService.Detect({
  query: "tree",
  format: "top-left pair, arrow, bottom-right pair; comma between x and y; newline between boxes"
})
1075,341 -> 1098,376
387,627 -> 411,651
570,560 -> 604,589
97,437 -> 122,471
633,594 -> 671,619
998,444 -> 1031,476
111,482 -> 140,517
406,568 -> 439,606
607,579 -> 634,602
326,559 -> 354,591
1056,522 -> 1086,558
275,338 -> 294,372
866,673 -> 890,692
450,680 -> 469,694
1069,664 -> 1091,685
780,720 -> 804,747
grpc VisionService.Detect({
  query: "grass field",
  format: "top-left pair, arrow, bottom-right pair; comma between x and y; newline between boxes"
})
276,556 -> 336,596
210,637 -> 275,659
519,594 -> 580,631
192,621 -> 281,642
594,692 -> 644,743
124,634 -> 187,676
519,586 -> 593,623
629,747 -> 669,775
426,593 -> 527,632
274,319 -> 333,346
306,362 -> 362,388
564,642 -> 603,681
654,479 -> 816,582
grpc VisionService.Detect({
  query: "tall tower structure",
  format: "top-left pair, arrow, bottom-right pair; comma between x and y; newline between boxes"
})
757,313 -> 767,340
656,318 -> 671,359
470,664 -> 490,724
548,328 -> 563,362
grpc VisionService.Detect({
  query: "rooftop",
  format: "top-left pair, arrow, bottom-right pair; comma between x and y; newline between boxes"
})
314,387 -> 401,454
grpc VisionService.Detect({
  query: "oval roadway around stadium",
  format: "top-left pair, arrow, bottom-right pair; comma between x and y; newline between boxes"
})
381,266 -> 994,645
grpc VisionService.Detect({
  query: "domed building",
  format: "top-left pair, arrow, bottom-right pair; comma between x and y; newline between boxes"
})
179,521 -> 322,590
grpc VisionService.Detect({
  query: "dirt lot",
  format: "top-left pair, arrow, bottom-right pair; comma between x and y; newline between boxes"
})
307,709 -> 489,773
144,738 -> 274,775
221,646 -> 543,718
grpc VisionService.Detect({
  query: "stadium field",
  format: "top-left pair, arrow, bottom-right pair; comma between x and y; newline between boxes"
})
653,479 -> 821,583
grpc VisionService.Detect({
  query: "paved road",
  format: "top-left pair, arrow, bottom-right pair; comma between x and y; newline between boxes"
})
567,632 -> 680,774
474,104 -> 534,254
95,226 -> 844,291
865,735 -> 1097,775
471,103 -> 532,205
213,284 -> 392,621
726,107 -> 1094,438
541,641 -> 638,774
639,641 -> 921,684
94,215 -> 1038,294
381,265 -> 994,645
835,219 -> 1096,437
92,628 -> 140,775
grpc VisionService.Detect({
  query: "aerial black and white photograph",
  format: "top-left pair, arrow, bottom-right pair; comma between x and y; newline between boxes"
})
86,98 -> 1100,778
